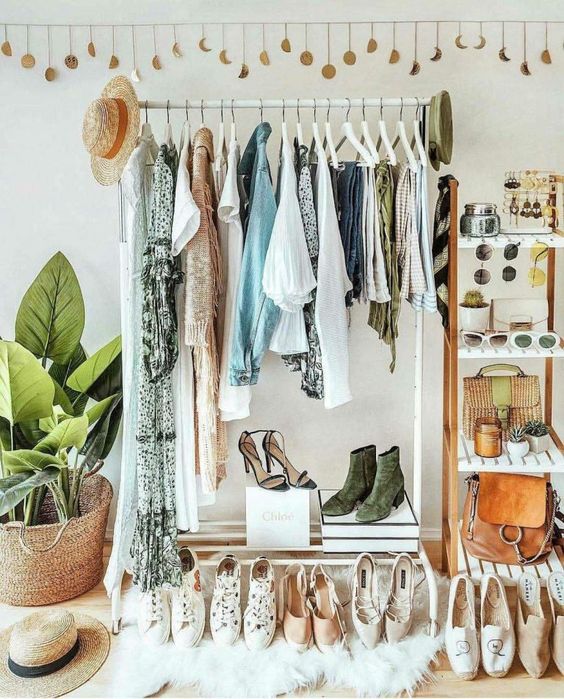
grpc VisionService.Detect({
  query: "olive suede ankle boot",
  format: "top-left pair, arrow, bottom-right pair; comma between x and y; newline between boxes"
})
356,446 -> 404,523
322,445 -> 377,517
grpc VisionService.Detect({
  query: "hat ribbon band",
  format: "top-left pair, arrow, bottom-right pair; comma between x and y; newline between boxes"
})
103,98 -> 128,160
8,639 -> 80,678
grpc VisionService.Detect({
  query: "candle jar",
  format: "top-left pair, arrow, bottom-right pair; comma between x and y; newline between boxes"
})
460,203 -> 500,238
474,417 -> 502,458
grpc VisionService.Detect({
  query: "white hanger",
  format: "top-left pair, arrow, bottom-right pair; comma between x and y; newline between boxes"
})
162,99 -> 174,148
360,98 -> 380,164
412,98 -> 428,167
281,99 -> 290,145
178,99 -> 191,154
340,98 -> 375,167
378,98 -> 397,165
199,99 -> 205,129
229,98 -> 236,143
296,98 -> 304,147
324,99 -> 339,169
140,100 -> 159,162
395,98 -> 418,172
312,100 -> 326,155
214,99 -> 226,172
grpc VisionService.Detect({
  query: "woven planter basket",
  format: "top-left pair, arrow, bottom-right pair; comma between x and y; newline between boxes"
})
0,474 -> 112,606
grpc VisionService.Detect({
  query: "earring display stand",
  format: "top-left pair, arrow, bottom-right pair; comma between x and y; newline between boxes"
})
109,94 -> 438,637
441,178 -> 564,584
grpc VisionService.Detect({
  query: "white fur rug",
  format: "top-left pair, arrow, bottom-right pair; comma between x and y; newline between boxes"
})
109,565 -> 448,698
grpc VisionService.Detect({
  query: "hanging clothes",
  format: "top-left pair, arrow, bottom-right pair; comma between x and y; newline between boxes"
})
229,122 -> 279,386
104,134 -> 157,596
171,127 -> 203,532
314,145 -> 353,409
282,142 -> 324,400
185,127 -> 226,495
432,175 -> 456,328
409,163 -> 437,313
368,162 -> 400,372
335,162 -> 365,306
131,144 -> 182,592
264,129 -> 316,354
395,164 -> 427,303
365,167 -> 391,304
217,138 -> 251,421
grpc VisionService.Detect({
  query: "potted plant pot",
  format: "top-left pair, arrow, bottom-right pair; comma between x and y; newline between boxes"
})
459,289 -> 490,332
525,433 -> 551,454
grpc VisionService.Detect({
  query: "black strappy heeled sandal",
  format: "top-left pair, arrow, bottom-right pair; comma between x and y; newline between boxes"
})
239,431 -> 289,491
262,430 -> 317,490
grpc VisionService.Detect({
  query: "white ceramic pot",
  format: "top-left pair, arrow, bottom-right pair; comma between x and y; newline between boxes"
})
459,304 -> 490,332
507,440 -> 530,460
525,433 -> 550,454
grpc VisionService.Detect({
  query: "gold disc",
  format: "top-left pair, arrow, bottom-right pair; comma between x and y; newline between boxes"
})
300,50 -> 313,65
281,37 -> 291,53
172,42 -> 182,58
87,41 -> 96,57
541,48 -> 552,64
409,59 -> 421,76
219,48 -> 232,65
430,47 -> 442,62
367,37 -> 378,53
388,48 -> 400,64
108,54 -> 119,69
259,49 -> 270,65
238,62 -> 249,79
64,54 -> 78,69
321,62 -> 336,79
44,66 -> 56,81
343,50 -> 356,65
152,54 -> 162,70
1,40 -> 12,56
21,53 -> 35,68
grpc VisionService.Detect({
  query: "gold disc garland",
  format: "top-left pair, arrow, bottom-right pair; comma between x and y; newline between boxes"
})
520,22 -> 532,75
321,23 -> 336,79
367,22 -> 377,53
152,26 -> 162,70
238,24 -> 249,79
430,22 -> 442,61
64,26 -> 78,69
541,22 -> 552,63
172,25 -> 182,57
455,22 -> 468,49
300,24 -> 313,65
281,23 -> 291,52
474,22 -> 486,49
1,24 -> 11,56
21,26 -> 35,69
219,24 -> 232,64
88,25 -> 96,57
44,26 -> 56,81
259,24 -> 270,65
199,24 -> 211,52
409,22 -> 420,75
109,26 -> 119,68
389,22 -> 400,63
499,22 -> 511,61
343,23 -> 356,65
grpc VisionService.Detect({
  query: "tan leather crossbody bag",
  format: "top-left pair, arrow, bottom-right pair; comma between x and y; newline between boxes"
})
462,472 -> 563,566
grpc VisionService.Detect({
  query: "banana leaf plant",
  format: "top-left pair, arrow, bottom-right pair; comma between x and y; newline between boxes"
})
0,252 -> 122,525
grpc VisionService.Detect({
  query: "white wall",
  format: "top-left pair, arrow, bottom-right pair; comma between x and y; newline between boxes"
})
1,0 -> 563,538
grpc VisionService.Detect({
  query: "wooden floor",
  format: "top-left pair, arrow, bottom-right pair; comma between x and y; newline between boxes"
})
1,541 -> 563,698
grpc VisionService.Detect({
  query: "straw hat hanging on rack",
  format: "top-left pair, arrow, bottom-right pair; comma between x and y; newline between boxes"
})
0,609 -> 110,697
82,75 -> 140,185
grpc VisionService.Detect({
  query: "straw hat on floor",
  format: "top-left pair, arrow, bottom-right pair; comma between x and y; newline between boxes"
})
0,609 -> 110,697
82,75 -> 140,185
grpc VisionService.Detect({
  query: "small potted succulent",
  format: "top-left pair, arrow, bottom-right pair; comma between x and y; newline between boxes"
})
459,289 -> 490,332
507,425 -> 530,460
524,420 -> 551,454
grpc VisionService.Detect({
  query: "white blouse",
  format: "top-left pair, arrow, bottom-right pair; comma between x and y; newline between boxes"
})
313,139 -> 353,409
263,127 -> 316,354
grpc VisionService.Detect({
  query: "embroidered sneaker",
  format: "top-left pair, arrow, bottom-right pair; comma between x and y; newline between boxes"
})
445,574 -> 479,680
244,557 -> 277,650
480,573 -> 515,678
210,554 -> 242,646
137,588 -> 171,646
171,547 -> 206,648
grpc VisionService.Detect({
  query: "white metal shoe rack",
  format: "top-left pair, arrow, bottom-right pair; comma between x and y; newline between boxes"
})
110,95 -> 439,638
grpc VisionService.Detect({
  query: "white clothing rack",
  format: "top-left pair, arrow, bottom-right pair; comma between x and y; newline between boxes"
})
110,94 -> 439,640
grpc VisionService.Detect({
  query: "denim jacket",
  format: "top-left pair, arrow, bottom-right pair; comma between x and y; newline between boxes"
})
229,123 -> 280,385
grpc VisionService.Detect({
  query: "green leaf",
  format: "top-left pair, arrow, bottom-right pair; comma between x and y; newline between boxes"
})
0,467 -> 60,517
49,344 -> 88,415
51,376 -> 74,416
0,341 -> 55,425
0,418 -> 11,450
13,421 -> 46,450
38,413 -> 57,433
85,394 -> 119,425
67,336 -> 121,398
15,252 -> 85,364
81,395 -> 122,467
3,449 -> 65,474
34,415 -> 89,455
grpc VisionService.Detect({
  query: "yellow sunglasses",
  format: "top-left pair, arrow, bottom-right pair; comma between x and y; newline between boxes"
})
528,242 -> 549,287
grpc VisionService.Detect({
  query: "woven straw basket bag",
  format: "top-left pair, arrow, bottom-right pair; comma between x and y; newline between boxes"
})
463,363 -> 542,440
0,475 -> 112,606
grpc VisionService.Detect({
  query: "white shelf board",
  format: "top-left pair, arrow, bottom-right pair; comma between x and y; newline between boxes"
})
457,521 -> 564,586
458,429 -> 564,473
458,340 -> 564,360
458,231 -> 564,249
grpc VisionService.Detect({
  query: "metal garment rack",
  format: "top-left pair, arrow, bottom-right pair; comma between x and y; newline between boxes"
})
110,95 -> 439,638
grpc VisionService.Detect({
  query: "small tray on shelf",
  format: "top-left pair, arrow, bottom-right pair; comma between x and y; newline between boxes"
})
458,429 -> 564,473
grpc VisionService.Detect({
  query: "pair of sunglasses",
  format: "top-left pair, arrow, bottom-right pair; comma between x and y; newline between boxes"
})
461,330 -> 560,351
528,242 -> 549,287
460,331 -> 509,349
474,242 -> 521,285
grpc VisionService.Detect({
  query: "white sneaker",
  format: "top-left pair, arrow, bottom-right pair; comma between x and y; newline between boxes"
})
351,553 -> 382,649
244,557 -> 277,650
171,547 -> 206,648
210,554 -> 242,646
445,574 -> 479,680
480,573 -> 515,677
137,588 -> 170,646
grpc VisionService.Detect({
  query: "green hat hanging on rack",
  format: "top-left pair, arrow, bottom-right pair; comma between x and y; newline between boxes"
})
429,90 -> 453,171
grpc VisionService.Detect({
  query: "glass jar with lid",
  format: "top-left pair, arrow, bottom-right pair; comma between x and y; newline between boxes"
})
460,203 -> 500,238
474,417 -> 503,458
